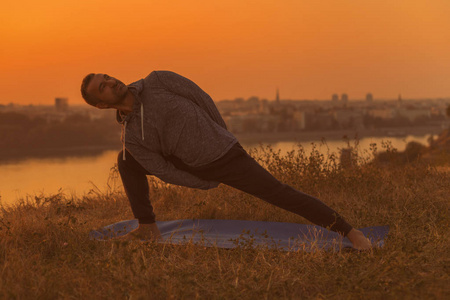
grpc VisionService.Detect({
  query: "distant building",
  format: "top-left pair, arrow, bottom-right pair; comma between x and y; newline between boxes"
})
306,111 -> 335,130
368,108 -> 395,119
259,99 -> 270,114
223,115 -> 245,133
223,114 -> 278,133
276,88 -> 280,103
366,93 -> 373,102
55,97 -> 68,112
332,94 -> 339,103
395,108 -> 431,122
292,111 -> 306,130
246,96 -> 260,113
397,94 -> 403,107
216,100 -> 237,115
333,109 -> 364,129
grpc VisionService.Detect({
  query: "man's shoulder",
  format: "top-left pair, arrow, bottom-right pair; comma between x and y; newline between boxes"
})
140,71 -> 161,88
144,70 -> 158,80
146,70 -> 175,77
143,70 -> 175,83
142,70 -> 187,93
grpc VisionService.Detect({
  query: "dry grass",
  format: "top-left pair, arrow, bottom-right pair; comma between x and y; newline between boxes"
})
0,142 -> 449,299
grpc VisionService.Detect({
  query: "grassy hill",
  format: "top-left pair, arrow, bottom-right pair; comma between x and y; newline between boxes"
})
0,139 -> 449,299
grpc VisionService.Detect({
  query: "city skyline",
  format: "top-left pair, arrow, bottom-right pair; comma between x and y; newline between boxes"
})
2,89 -> 448,107
1,1 -> 450,105
2,96 -> 449,108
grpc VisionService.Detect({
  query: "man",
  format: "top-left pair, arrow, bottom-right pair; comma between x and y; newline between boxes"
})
80,71 -> 372,250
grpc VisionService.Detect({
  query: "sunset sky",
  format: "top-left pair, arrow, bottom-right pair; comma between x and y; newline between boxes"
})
1,0 -> 450,105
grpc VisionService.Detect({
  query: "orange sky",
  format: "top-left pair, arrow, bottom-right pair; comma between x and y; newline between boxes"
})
1,0 -> 450,105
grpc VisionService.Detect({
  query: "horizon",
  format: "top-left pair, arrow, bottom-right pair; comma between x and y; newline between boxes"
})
2,95 -> 449,107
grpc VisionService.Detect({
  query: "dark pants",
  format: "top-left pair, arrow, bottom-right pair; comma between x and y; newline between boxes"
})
117,143 -> 353,236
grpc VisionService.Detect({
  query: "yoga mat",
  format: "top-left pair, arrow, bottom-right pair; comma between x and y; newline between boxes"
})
89,219 -> 389,252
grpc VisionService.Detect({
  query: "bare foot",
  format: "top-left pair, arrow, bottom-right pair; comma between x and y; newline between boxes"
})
116,223 -> 162,241
347,228 -> 372,250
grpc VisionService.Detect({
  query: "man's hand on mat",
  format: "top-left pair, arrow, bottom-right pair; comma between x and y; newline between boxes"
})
116,223 -> 162,241
347,229 -> 372,250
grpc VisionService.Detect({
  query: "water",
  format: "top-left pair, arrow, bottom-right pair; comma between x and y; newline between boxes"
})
0,135 -> 431,206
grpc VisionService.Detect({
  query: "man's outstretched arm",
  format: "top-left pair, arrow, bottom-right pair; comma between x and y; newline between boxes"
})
153,70 -> 228,130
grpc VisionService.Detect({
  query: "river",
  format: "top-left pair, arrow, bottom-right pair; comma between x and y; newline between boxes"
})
0,134 -> 432,206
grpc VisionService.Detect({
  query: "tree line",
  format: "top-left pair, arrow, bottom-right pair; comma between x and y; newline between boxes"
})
0,111 -> 121,152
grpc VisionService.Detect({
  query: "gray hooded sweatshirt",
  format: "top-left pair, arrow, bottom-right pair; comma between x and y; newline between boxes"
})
116,71 -> 238,190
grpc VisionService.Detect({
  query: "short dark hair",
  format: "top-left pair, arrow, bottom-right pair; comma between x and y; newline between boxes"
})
80,73 -> 99,106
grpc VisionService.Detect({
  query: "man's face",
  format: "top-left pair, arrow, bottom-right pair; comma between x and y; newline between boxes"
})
86,73 -> 128,108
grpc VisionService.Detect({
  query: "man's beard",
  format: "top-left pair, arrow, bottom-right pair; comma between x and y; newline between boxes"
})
113,81 -> 128,104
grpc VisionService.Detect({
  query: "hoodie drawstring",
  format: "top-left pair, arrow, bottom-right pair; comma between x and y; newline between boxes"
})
122,103 -> 144,161
141,102 -> 145,141
122,121 -> 127,160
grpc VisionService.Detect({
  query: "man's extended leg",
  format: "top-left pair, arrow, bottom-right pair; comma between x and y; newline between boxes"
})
174,143 -> 352,236
173,143 -> 371,249
176,143 -> 372,249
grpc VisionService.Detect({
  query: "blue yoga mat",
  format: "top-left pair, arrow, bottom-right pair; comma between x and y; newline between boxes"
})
89,219 -> 389,252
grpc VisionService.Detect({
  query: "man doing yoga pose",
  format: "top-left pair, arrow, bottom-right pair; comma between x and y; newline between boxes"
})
80,70 -> 372,250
